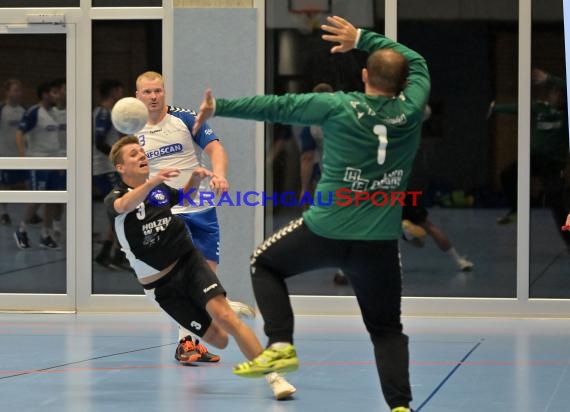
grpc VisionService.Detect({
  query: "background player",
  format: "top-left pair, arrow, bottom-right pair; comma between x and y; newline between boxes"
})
0,79 -> 27,225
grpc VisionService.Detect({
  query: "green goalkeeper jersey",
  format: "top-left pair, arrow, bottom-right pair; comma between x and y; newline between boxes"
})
214,29 -> 430,240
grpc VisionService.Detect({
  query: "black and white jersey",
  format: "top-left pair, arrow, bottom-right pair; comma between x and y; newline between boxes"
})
104,181 -> 194,279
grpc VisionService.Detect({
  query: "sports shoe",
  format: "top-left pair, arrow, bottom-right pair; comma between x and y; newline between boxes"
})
13,230 -> 31,249
233,344 -> 299,378
174,336 -> 201,364
0,213 -> 11,225
39,235 -> 60,249
391,407 -> 412,412
457,256 -> 474,271
266,372 -> 296,400
497,211 -> 516,225
227,299 -> 256,319
194,338 -> 220,363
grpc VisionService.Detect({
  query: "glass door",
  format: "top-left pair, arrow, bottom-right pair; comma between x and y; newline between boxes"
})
0,23 -> 75,311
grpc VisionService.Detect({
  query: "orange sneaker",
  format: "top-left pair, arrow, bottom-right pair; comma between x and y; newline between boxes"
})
174,336 -> 201,364
195,339 -> 221,363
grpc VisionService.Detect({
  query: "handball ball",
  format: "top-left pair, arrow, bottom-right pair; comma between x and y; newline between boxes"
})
111,97 -> 149,135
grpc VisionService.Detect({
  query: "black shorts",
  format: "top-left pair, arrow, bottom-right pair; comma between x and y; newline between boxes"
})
252,219 -> 404,337
144,248 -> 226,337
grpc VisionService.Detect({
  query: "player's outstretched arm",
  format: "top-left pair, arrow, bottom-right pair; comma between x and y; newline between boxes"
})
192,89 -> 215,136
204,141 -> 229,195
114,168 -> 180,213
180,167 -> 214,205
321,15 -> 358,54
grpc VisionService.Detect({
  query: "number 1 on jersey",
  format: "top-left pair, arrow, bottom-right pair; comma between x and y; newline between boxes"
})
373,124 -> 388,165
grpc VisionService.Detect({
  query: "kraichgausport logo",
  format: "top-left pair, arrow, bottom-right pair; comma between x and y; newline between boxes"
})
148,188 -> 421,207
148,187 -> 170,207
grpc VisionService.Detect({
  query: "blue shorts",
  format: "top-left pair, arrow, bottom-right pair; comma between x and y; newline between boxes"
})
177,208 -> 220,264
93,172 -> 119,197
0,170 -> 29,185
30,170 -> 66,190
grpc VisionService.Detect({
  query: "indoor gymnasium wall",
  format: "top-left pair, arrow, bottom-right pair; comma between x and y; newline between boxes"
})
173,7 -> 258,303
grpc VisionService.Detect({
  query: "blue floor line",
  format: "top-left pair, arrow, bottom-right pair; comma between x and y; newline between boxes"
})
415,338 -> 484,411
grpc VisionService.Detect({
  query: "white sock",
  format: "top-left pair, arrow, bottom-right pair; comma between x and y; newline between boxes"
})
446,247 -> 461,264
19,221 -> 27,232
178,326 -> 194,341
269,342 -> 291,349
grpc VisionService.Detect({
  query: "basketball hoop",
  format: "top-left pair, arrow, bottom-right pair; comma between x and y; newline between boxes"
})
288,0 -> 331,35
291,8 -> 326,34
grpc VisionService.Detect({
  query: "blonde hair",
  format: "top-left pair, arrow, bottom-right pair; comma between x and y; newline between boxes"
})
109,135 -> 140,166
136,71 -> 164,90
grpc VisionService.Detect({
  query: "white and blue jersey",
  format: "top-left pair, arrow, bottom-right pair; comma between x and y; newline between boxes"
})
53,107 -> 66,156
137,105 -> 219,214
18,104 -> 61,157
0,103 -> 25,156
93,106 -> 120,176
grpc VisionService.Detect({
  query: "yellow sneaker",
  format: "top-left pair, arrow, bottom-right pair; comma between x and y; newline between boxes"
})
233,344 -> 299,378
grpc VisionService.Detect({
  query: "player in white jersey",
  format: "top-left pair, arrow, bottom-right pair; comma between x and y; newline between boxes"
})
50,79 -> 67,157
13,81 -> 65,249
0,79 -> 27,225
49,78 -> 66,237
137,71 -> 231,358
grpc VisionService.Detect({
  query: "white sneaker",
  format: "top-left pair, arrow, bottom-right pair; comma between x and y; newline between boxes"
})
227,299 -> 256,319
265,372 -> 296,400
457,256 -> 474,271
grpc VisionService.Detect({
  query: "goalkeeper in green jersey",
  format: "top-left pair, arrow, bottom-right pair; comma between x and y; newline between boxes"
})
193,16 -> 430,412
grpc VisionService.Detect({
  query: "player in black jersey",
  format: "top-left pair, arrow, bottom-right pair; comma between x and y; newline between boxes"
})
104,136 -> 296,399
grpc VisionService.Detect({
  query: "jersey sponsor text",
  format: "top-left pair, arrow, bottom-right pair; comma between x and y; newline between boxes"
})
145,143 -> 183,160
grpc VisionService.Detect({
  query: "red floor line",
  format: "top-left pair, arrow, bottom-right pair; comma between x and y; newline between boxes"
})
2,359 -> 569,376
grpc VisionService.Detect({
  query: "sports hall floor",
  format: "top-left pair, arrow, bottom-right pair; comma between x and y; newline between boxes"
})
1,207 -> 569,411
1,313 -> 570,411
